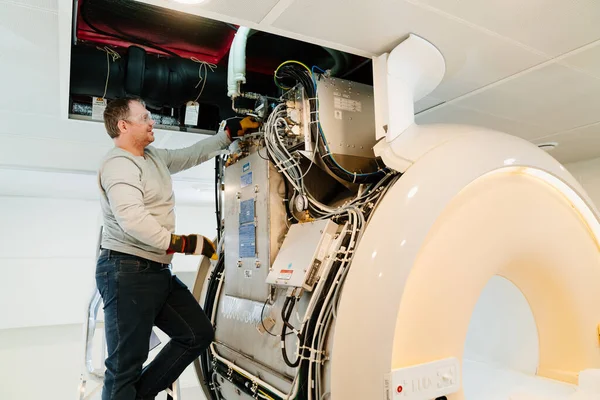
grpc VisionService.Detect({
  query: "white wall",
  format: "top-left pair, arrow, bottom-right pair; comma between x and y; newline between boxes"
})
0,324 -> 83,400
0,194 -> 216,331
0,2 -> 219,396
0,190 -> 215,399
0,196 -> 100,330
0,324 -> 208,400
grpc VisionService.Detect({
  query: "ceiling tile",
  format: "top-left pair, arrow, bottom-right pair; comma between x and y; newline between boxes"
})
560,41 -> 600,79
415,104 -> 548,140
453,63 -> 600,134
186,0 -> 280,23
411,0 -> 600,56
0,3 -> 59,117
138,0 -> 280,24
272,0 -> 546,101
532,123 -> 600,164
0,2 -> 58,50
6,0 -> 57,12
0,55 -> 60,116
415,96 -> 444,113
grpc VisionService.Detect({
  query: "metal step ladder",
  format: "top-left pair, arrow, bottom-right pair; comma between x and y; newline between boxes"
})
77,227 -> 181,400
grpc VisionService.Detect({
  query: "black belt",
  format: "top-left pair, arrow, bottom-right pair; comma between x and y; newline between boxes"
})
100,248 -> 170,268
100,248 -> 132,257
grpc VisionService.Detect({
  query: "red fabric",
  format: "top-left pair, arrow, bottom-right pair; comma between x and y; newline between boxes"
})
76,0 -> 235,64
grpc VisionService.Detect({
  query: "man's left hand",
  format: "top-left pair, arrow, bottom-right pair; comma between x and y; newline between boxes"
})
167,234 -> 218,260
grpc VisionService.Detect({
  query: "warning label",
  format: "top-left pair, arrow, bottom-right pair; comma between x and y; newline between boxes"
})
278,269 -> 293,281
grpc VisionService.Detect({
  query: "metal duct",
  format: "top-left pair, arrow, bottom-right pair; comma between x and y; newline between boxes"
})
69,44 -> 278,118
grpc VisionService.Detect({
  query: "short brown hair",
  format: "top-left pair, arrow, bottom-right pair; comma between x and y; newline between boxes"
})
103,97 -> 145,138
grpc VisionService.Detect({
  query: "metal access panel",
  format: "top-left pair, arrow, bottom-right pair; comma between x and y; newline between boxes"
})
222,151 -> 288,302
316,75 -> 377,159
266,219 -> 338,291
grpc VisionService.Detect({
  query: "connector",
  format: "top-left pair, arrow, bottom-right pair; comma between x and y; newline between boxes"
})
285,287 -> 304,298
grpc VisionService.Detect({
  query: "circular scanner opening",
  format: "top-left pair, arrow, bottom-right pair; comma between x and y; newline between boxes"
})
463,276 -> 577,399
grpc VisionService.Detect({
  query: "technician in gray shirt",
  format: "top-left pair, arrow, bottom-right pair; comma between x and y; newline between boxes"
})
96,97 -> 258,400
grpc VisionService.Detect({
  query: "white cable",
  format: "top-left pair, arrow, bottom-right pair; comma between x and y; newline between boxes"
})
96,46 -> 121,99
190,58 -> 217,102
261,95 -> 399,400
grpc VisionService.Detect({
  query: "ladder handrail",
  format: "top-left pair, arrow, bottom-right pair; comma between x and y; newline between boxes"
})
78,226 -> 180,399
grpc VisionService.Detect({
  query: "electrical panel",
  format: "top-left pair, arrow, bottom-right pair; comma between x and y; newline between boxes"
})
316,75 -> 377,160
222,151 -> 288,302
265,219 -> 338,291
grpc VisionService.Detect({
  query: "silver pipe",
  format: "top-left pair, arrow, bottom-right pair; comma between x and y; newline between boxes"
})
214,340 -> 294,382
84,227 -> 105,378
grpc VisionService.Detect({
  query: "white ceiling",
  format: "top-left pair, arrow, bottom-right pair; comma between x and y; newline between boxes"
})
138,0 -> 600,165
1,0 -> 600,202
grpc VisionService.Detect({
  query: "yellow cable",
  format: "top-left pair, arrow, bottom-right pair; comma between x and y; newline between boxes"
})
275,60 -> 311,74
258,389 -> 275,400
274,60 -> 311,90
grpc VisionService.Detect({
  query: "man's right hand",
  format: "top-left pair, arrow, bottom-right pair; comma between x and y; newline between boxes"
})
224,116 -> 260,140
167,234 -> 218,260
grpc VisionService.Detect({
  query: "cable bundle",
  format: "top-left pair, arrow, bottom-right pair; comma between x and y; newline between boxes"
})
275,62 -> 390,185
202,61 -> 401,400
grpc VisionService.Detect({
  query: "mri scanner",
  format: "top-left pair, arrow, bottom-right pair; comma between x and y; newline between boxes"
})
81,33 -> 600,400
188,33 -> 600,400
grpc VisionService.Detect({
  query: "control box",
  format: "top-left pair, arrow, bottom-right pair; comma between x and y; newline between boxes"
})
265,219 -> 338,291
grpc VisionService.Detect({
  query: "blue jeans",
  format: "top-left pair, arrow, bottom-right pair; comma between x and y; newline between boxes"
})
95,249 -> 214,400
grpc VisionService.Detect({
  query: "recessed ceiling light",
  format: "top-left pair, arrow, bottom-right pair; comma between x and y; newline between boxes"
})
537,142 -> 558,151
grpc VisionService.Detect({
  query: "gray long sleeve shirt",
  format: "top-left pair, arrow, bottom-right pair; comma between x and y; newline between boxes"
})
98,131 -> 230,264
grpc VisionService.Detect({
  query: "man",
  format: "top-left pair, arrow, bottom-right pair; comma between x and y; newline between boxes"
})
96,97 -> 258,400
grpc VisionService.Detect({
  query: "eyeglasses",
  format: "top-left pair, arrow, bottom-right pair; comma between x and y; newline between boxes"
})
125,111 -> 154,124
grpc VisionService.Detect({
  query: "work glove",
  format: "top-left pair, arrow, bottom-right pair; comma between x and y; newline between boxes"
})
166,234 -> 218,260
223,116 -> 260,140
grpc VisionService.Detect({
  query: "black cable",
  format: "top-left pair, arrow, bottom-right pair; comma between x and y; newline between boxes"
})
282,297 -> 300,333
277,63 -> 390,184
260,297 -> 278,337
299,231 -> 352,399
340,58 -> 372,79
199,253 -> 225,400
225,23 -> 238,31
256,144 -> 270,161
287,141 -> 306,153
214,155 -> 222,243
260,297 -> 294,337
280,297 -> 301,368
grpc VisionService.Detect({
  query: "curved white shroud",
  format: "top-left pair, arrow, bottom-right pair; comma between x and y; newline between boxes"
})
331,35 -> 600,399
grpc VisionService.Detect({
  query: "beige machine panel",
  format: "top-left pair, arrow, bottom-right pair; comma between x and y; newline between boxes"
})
265,219 -> 338,290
